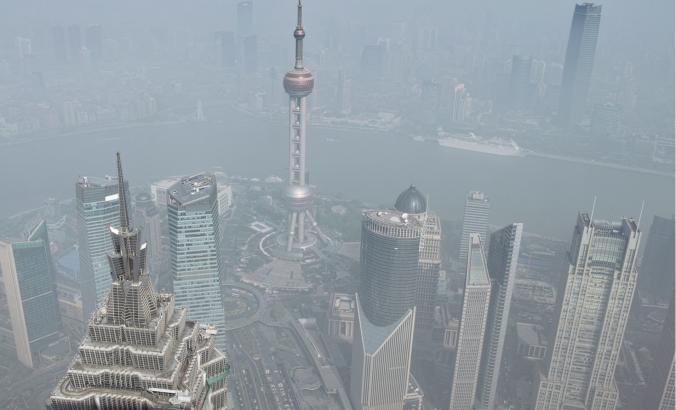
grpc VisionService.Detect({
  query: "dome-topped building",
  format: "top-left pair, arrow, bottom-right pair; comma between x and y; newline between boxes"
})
394,185 -> 427,214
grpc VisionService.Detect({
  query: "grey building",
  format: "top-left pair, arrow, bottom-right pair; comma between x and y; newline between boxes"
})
76,175 -> 123,321
351,293 -> 416,410
509,55 -> 533,109
646,295 -> 675,410
477,223 -> 524,409
49,154 -> 228,409
360,186 -> 441,330
0,221 -> 66,368
448,234 -> 492,410
558,3 -> 602,125
458,191 -> 490,270
168,173 -> 226,349
638,215 -> 675,300
536,214 -> 640,410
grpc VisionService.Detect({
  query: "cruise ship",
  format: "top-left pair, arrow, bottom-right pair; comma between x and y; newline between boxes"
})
437,132 -> 523,157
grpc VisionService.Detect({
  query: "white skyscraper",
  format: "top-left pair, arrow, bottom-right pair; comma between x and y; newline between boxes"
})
168,174 -> 226,349
448,234 -> 492,410
477,223 -> 523,409
351,293 -> 416,410
535,213 -> 640,410
458,191 -> 490,271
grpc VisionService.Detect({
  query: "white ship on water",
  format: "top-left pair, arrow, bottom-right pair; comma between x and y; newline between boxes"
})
436,132 -> 523,157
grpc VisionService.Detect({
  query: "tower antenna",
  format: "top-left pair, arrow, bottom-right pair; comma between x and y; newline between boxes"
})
116,152 -> 130,230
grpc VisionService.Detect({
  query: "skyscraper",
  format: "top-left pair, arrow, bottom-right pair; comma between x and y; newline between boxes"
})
509,55 -> 533,109
458,191 -> 490,270
350,293 -> 416,410
477,223 -> 523,409
448,234 -> 492,410
0,221 -> 65,368
360,186 -> 441,329
281,0 -> 317,255
133,192 -> 163,286
237,0 -> 254,38
49,154 -> 228,409
76,175 -> 122,321
536,213 -> 640,410
646,295 -> 675,410
168,173 -> 226,349
638,215 -> 675,300
451,84 -> 468,123
558,3 -> 602,125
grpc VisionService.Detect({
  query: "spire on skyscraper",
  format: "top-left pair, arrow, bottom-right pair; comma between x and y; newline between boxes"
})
116,151 -> 130,230
294,0 -> 305,69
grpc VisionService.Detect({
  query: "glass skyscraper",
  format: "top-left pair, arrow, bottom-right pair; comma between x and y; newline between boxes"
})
536,214 -> 640,410
0,220 -> 65,368
168,173 -> 226,349
76,175 -> 122,321
458,191 -> 490,272
558,3 -> 602,125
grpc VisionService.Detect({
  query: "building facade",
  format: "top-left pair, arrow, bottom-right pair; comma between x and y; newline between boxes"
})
536,214 -> 640,410
49,154 -> 228,409
458,191 -> 490,271
477,223 -> 523,409
558,3 -> 602,124
76,175 -> 122,321
168,173 -> 226,349
646,295 -> 675,410
351,293 -> 416,410
448,234 -> 492,410
0,221 -> 65,368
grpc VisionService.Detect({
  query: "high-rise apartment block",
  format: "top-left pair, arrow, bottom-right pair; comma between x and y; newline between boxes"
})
0,221 -> 65,368
558,3 -> 602,124
536,214 -> 640,410
448,234 -> 492,410
168,173 -> 226,349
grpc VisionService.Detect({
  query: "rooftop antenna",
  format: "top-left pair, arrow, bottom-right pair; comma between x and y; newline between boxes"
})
589,196 -> 597,223
116,152 -> 130,230
293,0 -> 305,69
637,200 -> 646,229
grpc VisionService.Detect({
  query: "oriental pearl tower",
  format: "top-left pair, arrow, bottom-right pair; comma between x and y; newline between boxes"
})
281,0 -> 318,255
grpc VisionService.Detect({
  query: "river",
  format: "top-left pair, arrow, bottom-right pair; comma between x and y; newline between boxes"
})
0,105 -> 673,239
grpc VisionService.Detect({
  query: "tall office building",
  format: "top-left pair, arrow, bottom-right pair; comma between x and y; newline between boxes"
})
558,3 -> 602,125
646,295 -> 675,410
638,215 -> 675,299
0,221 -> 65,368
133,192 -> 163,286
536,213 -> 640,410
458,191 -> 490,270
477,223 -> 523,409
509,55 -> 533,109
237,0 -> 254,37
448,234 -> 492,410
350,293 -> 416,410
360,185 -> 441,330
76,175 -> 123,321
168,173 -> 226,349
281,0 -> 319,255
49,154 -> 228,409
451,84 -> 468,123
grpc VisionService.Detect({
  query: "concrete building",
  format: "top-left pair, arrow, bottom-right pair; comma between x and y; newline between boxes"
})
448,234 -> 492,410
536,214 -> 640,410
168,173 -> 226,349
350,293 -> 416,410
0,221 -> 66,368
477,223 -> 523,409
558,3 -> 602,124
638,215 -> 675,300
516,322 -> 548,360
458,191 -> 490,270
328,292 -> 355,343
49,154 -> 228,409
646,296 -> 675,410
76,174 -> 122,321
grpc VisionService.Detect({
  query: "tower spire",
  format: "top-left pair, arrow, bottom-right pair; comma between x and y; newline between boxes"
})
116,152 -> 130,230
293,0 -> 306,69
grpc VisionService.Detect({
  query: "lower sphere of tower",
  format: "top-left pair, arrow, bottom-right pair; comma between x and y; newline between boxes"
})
284,185 -> 312,211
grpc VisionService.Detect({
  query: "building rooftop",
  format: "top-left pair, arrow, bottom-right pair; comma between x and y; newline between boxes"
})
516,322 -> 548,347
167,173 -> 216,206
330,293 -> 355,319
394,185 -> 427,214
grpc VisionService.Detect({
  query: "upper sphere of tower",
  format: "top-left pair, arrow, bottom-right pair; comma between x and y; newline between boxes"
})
284,69 -> 314,97
394,185 -> 427,214
294,27 -> 305,40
